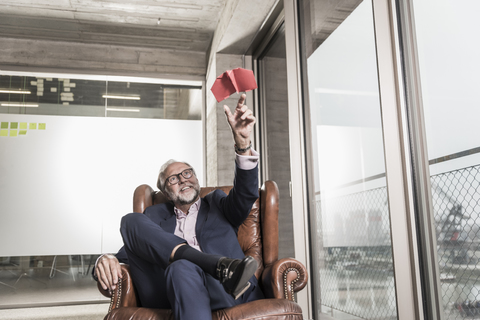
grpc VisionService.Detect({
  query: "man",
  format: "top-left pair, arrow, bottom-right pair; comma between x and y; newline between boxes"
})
94,94 -> 264,320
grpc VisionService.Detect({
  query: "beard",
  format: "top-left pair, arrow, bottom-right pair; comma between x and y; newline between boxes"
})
165,181 -> 200,206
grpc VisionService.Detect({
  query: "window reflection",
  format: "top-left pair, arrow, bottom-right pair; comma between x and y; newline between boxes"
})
0,74 -> 202,120
0,255 -> 106,308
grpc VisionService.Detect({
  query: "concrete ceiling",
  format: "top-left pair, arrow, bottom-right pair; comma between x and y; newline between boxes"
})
0,0 -> 228,52
0,0 -> 280,78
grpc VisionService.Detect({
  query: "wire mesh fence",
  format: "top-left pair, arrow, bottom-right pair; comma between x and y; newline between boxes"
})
432,165 -> 480,319
317,164 -> 480,319
317,186 -> 397,320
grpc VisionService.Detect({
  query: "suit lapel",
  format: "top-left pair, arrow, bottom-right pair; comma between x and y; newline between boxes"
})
195,198 -> 209,242
159,202 -> 177,234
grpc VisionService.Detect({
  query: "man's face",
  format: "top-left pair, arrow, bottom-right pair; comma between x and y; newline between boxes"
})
163,162 -> 200,206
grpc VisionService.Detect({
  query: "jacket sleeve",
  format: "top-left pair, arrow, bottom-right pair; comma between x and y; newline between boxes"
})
220,163 -> 259,228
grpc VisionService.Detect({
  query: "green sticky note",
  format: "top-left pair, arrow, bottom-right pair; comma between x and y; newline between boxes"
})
38,123 -> 46,130
19,130 -> 27,135
1,122 -> 8,129
20,122 -> 27,129
10,130 -> 18,137
10,122 -> 18,129
29,123 -> 37,130
0,129 -> 8,137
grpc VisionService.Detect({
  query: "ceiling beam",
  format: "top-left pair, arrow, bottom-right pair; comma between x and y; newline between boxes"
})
0,37 -> 206,80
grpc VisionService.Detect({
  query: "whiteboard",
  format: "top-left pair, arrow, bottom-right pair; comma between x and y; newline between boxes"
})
0,114 -> 203,256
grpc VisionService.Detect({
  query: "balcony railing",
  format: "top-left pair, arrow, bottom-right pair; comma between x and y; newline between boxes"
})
317,160 -> 480,319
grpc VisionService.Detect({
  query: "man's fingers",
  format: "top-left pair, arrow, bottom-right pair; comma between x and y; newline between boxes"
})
102,265 -> 115,290
98,273 -> 107,290
114,261 -> 123,280
237,93 -> 246,108
101,262 -> 114,288
236,104 -> 248,115
96,255 -> 120,291
224,104 -> 233,118
224,105 -> 235,126
241,109 -> 253,120
111,268 -> 118,289
96,265 -> 109,290
99,280 -> 108,291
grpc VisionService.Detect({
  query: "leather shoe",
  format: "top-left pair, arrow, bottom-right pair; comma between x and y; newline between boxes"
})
216,256 -> 258,299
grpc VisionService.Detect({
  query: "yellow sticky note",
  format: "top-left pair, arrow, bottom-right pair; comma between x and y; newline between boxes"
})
10,130 -> 18,137
0,129 -> 8,137
38,123 -> 46,130
19,130 -> 27,136
20,122 -> 28,129
29,123 -> 37,130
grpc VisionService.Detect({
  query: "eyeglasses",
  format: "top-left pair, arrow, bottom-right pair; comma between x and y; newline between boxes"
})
166,168 -> 194,185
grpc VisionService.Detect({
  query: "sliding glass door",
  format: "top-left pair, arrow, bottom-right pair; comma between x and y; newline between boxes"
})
295,0 -> 480,318
402,0 -> 480,318
298,1 -> 398,318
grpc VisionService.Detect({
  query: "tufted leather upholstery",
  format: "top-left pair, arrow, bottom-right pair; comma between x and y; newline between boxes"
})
98,180 -> 308,320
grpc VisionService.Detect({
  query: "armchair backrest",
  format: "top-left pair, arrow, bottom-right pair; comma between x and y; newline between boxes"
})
132,181 -> 280,279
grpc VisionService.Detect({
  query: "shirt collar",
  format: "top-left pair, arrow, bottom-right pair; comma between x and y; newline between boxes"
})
173,197 -> 201,218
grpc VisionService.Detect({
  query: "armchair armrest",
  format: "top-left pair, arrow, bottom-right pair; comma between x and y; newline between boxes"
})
261,258 -> 308,302
97,264 -> 139,312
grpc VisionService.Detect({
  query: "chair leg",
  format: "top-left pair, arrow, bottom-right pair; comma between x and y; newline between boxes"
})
49,255 -> 75,281
0,280 -> 16,291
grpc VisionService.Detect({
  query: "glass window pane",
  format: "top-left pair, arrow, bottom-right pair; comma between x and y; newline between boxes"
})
0,71 -> 203,308
412,0 -> 480,318
299,0 -> 398,318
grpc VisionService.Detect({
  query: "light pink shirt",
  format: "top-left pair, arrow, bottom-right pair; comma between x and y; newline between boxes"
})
173,149 -> 259,252
174,199 -> 201,251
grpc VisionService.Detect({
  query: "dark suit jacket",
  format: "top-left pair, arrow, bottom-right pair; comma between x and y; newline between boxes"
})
115,164 -> 261,297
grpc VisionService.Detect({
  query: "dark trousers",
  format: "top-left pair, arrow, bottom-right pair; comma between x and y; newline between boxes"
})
120,212 -> 263,320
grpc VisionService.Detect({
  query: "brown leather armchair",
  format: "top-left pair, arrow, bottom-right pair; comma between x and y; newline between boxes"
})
98,180 -> 308,320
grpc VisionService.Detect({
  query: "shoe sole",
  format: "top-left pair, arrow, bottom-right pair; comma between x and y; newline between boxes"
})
232,257 -> 257,300
233,282 -> 251,300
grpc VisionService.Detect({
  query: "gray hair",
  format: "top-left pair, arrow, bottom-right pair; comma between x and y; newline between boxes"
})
157,159 -> 195,192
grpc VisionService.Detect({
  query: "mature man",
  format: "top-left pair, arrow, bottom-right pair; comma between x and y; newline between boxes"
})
94,94 -> 264,319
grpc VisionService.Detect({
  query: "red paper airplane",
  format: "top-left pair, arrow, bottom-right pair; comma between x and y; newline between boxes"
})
211,68 -> 257,102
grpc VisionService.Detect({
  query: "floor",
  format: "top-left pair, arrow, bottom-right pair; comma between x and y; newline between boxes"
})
1,255 -> 110,319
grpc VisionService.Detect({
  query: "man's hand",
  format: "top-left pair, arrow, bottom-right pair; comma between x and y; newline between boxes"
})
95,254 -> 122,292
224,94 -> 256,155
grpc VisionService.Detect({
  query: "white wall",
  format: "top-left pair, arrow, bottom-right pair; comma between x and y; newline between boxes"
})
0,114 -> 203,256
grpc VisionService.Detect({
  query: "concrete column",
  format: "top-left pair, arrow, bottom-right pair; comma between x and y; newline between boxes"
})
205,53 -> 244,186
205,54 -> 219,186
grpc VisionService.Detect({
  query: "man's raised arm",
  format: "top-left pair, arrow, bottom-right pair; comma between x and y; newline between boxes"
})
223,94 -> 255,156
